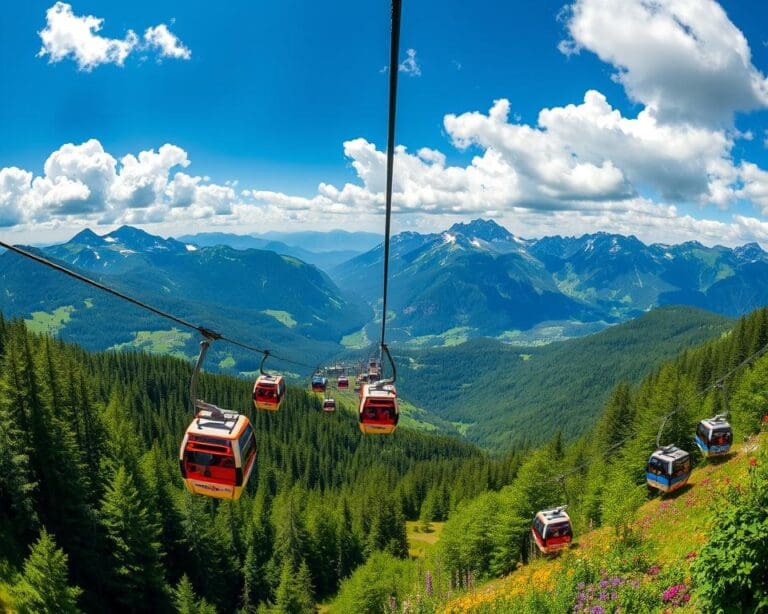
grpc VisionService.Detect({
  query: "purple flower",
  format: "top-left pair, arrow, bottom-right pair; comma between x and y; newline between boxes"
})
578,582 -> 585,590
611,592 -> 618,601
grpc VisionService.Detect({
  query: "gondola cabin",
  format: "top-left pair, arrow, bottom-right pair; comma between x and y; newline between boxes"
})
337,376 -> 349,389
359,383 -> 398,434
311,376 -> 327,393
531,507 -> 573,554
253,374 -> 286,411
323,398 -> 336,412
646,446 -> 691,493
695,415 -> 733,458
179,410 -> 256,500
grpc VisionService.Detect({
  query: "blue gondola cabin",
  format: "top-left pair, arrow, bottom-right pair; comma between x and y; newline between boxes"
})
253,374 -> 286,412
532,507 -> 573,554
646,446 -> 691,493
311,376 -> 327,393
179,410 -> 256,500
695,415 -> 733,457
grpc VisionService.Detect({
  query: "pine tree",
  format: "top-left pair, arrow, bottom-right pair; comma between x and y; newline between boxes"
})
275,559 -> 314,613
12,528 -> 82,614
99,466 -> 167,611
173,575 -> 216,614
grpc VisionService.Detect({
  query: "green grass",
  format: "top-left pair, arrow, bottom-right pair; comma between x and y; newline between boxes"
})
406,327 -> 475,348
110,328 -> 192,358
341,328 -> 369,349
24,305 -> 74,335
219,355 -> 236,369
451,421 -> 475,436
261,309 -> 297,328
406,521 -> 446,559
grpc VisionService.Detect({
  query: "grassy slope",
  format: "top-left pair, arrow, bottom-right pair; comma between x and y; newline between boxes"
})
397,306 -> 732,450
440,434 -> 763,613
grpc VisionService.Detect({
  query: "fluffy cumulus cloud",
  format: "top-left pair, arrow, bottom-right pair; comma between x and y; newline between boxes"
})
559,0 -> 768,125
38,2 -> 190,71
143,24 -> 191,60
0,140 -> 242,228
11,0 -> 768,246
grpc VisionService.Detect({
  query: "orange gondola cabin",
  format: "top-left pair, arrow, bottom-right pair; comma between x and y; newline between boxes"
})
359,383 -> 399,434
253,374 -> 286,411
179,409 -> 256,500
532,507 -> 573,554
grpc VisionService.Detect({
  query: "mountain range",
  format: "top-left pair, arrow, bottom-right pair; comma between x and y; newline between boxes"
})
0,225 -> 369,370
332,218 -> 768,346
176,229 -> 382,270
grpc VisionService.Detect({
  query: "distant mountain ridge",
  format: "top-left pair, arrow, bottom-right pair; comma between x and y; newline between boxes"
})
0,226 -> 370,370
332,218 -> 768,344
176,230 -> 382,270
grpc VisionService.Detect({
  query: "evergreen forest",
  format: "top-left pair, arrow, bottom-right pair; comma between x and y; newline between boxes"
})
1,306 -> 768,612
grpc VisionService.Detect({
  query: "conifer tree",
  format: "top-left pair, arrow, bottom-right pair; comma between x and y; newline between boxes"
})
275,559 -> 314,614
12,528 -> 82,614
99,466 -> 167,611
173,575 -> 216,614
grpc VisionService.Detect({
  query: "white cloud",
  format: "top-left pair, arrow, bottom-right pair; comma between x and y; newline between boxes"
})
38,2 -> 190,70
144,24 -> 191,60
9,0 -> 768,248
0,140 -> 239,227
0,168 -> 34,227
399,48 -> 421,76
559,0 -> 768,125
111,144 -> 189,208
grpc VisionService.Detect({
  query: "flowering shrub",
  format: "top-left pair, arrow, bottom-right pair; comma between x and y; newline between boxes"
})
661,583 -> 690,608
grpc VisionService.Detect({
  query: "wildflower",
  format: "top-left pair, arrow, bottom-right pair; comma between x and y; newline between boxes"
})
686,551 -> 697,561
425,570 -> 433,597
578,582 -> 585,590
750,457 -> 758,467
647,565 -> 661,576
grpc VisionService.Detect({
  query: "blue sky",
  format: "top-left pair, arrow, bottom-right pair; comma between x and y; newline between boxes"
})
3,1 -> 768,246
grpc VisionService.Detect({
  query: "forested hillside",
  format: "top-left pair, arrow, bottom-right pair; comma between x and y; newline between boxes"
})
396,305 -> 732,448
0,316 -> 520,613
325,307 -> 768,613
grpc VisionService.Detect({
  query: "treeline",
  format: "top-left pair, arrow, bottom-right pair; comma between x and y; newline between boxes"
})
0,315 -> 523,613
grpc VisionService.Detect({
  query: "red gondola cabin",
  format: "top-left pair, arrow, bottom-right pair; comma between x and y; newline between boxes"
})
253,374 -> 286,411
179,410 -> 256,500
359,383 -> 398,434
337,376 -> 349,389
323,398 -> 336,412
532,507 -> 573,554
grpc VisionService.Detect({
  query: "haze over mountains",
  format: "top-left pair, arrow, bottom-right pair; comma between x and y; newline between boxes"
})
176,230 -> 382,270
